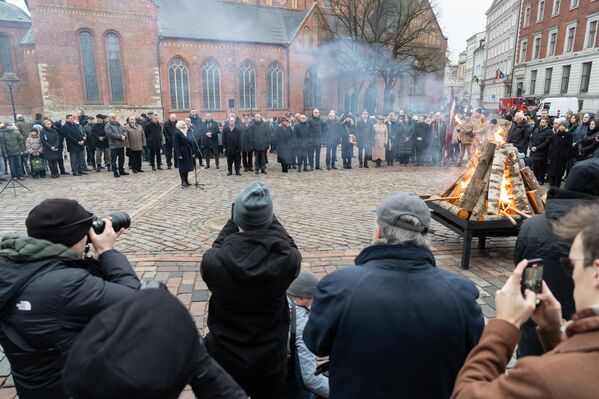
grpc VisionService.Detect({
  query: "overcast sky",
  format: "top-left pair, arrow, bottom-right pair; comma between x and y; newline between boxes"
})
7,0 -> 489,63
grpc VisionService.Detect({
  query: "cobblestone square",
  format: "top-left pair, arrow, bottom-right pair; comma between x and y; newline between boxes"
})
0,153 -> 517,397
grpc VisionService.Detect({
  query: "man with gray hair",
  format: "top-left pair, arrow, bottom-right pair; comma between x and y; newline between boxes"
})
304,193 -> 484,399
508,112 -> 530,154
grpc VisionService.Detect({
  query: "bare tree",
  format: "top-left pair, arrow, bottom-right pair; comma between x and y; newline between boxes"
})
319,0 -> 446,112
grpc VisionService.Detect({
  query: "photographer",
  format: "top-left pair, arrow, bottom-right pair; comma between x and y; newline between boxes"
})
0,198 -> 140,399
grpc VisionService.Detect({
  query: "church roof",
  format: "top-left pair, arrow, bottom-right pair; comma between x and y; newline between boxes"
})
0,0 -> 30,24
20,26 -> 34,45
157,0 -> 311,45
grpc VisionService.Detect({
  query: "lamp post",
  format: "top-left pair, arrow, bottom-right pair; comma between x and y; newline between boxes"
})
0,72 -> 20,124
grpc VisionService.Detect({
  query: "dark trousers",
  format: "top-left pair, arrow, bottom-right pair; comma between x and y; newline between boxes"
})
254,149 -> 267,171
179,171 -> 189,184
21,155 -> 30,175
325,144 -> 337,168
358,145 -> 370,166
242,151 -> 253,170
130,150 -> 143,171
164,145 -> 178,167
148,148 -> 161,167
399,154 -> 410,165
549,175 -> 561,188
69,150 -> 86,173
47,159 -> 59,176
532,159 -> 547,183
297,148 -> 308,170
204,145 -> 219,167
431,146 -> 443,166
227,151 -> 241,173
192,147 -> 203,166
7,155 -> 23,178
308,145 -> 321,168
86,147 -> 96,167
111,148 -> 125,172
58,157 -> 66,173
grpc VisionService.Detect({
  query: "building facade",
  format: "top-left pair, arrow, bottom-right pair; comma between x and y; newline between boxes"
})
512,0 -> 599,113
0,0 -> 447,122
482,0 -> 520,109
472,41 -> 486,108
462,31 -> 486,109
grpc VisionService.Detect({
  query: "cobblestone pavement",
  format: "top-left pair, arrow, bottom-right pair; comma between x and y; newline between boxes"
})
0,152 -> 517,397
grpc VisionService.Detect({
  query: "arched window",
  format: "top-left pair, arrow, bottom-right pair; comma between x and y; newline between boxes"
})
383,89 -> 395,114
168,58 -> 190,110
343,90 -> 358,114
0,34 -> 13,73
79,31 -> 99,102
201,59 -> 221,111
363,82 -> 378,114
267,63 -> 283,109
106,33 -> 124,102
303,27 -> 312,49
239,61 -> 256,110
304,66 -> 321,109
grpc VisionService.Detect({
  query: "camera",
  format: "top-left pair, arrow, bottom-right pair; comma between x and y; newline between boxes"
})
91,211 -> 131,234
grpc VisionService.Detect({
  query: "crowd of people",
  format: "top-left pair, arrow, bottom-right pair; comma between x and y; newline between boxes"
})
0,152 -> 598,398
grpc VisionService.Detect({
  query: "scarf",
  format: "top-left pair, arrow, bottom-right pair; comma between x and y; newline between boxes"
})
565,304 -> 599,337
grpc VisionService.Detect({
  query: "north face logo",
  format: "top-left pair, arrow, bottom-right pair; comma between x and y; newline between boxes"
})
16,301 -> 32,311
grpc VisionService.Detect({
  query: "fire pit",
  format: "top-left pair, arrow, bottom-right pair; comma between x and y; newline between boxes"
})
422,126 -> 546,269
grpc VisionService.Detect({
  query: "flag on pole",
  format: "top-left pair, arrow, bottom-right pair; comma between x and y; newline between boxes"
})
444,87 -> 456,154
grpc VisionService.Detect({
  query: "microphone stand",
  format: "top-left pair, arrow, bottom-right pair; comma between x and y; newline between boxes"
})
189,128 -> 205,190
0,128 -> 31,196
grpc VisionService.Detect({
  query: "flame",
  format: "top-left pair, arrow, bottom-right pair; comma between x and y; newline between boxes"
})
499,165 -> 515,213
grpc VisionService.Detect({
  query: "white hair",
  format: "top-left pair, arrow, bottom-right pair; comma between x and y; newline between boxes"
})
176,120 -> 187,129
515,112 -> 525,120
375,214 -> 429,248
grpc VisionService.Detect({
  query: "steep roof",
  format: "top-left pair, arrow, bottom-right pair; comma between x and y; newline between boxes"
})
0,0 -> 30,24
157,0 -> 311,45
19,26 -> 33,45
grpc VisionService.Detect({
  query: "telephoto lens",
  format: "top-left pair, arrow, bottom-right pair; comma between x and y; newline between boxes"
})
91,211 -> 131,234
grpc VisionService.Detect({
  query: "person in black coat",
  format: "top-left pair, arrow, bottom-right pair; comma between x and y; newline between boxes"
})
61,115 -> 87,176
275,117 -> 293,173
41,120 -> 62,178
201,182 -> 301,399
185,117 -> 203,167
514,158 -> 599,357
303,193 -> 483,399
548,121 -> 573,187
250,114 -> 271,174
529,117 -> 553,184
92,115 -> 110,172
308,110 -> 324,170
578,119 -> 599,160
507,113 -> 530,154
386,113 -> 400,166
0,199 -> 139,399
222,116 -> 242,176
143,114 -> 163,171
241,117 -> 254,172
341,114 -> 356,169
162,114 -> 179,169
293,115 -> 311,172
356,111 -> 374,168
202,114 -> 220,169
413,116 -> 431,166
323,111 -> 341,170
173,121 -> 194,188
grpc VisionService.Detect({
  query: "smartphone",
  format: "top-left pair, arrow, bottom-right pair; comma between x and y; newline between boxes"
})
522,258 -> 544,296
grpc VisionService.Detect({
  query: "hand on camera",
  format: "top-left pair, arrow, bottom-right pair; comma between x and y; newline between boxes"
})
88,219 -> 124,256
495,259 -> 537,328
531,281 -> 562,329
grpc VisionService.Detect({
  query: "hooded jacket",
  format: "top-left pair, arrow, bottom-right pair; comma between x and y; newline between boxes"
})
0,234 -> 140,399
201,218 -> 300,397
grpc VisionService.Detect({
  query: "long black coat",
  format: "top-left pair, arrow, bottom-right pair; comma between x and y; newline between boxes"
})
241,124 -> 253,152
398,123 -> 414,155
61,122 -> 84,153
202,119 -> 220,148
92,122 -> 109,149
308,116 -> 323,147
341,121 -> 356,159
275,125 -> 294,164
222,124 -> 241,153
387,121 -> 400,159
356,119 -> 373,149
413,123 -> 431,154
293,122 -> 311,151
548,131 -> 573,177
0,246 -> 139,399
250,120 -> 270,151
508,120 -> 530,153
162,120 -> 178,147
579,128 -> 599,159
143,121 -> 163,150
173,129 -> 194,173
41,127 -> 63,160
201,218 -> 301,398
323,120 -> 341,146
529,126 -> 553,160
303,244 -> 483,399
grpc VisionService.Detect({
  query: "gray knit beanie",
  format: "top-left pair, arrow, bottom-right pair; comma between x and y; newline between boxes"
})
233,181 -> 273,231
287,271 -> 319,298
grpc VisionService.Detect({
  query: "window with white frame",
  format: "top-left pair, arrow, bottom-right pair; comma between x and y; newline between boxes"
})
537,0 -> 545,22
520,39 -> 528,63
560,65 -> 570,94
533,34 -> 542,59
547,29 -> 558,56
580,62 -> 592,93
585,18 -> 598,49
530,70 -> 537,94
564,24 -> 577,53
552,0 -> 561,16
570,0 -> 579,9
544,67 -> 553,94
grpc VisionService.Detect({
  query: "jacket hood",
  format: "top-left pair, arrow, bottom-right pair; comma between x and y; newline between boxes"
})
545,188 -> 598,220
355,244 -> 436,269
217,226 -> 299,283
0,234 -> 80,313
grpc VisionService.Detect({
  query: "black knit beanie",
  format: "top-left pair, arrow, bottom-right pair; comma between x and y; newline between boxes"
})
26,198 -> 93,247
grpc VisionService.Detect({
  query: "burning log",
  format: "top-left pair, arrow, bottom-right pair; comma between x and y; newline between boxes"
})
499,210 -> 518,225
508,206 -> 532,219
459,142 -> 497,211
424,196 -> 462,202
470,165 -> 492,220
506,148 -> 534,214
527,190 -> 545,214
520,167 -> 542,192
438,201 -> 470,219
486,146 -> 509,214
441,171 -> 466,198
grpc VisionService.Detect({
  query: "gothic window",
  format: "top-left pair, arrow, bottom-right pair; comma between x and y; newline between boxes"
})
239,61 -> 256,110
0,34 -> 13,73
79,31 -> 99,102
106,33 -> 124,102
201,59 -> 222,110
267,63 -> 283,109
304,66 -> 321,109
168,58 -> 190,110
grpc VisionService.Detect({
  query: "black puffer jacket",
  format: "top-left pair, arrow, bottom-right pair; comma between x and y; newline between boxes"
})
201,218 -> 301,398
508,120 -> 530,153
0,235 -> 140,399
308,116 -> 323,147
529,126 -> 553,160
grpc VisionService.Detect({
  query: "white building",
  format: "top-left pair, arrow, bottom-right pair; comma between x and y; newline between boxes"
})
472,42 -> 486,108
482,0 -> 520,109
462,32 -> 486,108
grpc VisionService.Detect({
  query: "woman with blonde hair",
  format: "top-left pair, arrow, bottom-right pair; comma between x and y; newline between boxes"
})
173,120 -> 194,188
372,115 -> 388,167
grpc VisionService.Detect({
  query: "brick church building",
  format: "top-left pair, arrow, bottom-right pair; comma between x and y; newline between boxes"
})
0,0 -> 446,122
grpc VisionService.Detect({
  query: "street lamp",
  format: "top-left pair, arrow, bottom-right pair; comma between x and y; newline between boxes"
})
0,72 -> 20,124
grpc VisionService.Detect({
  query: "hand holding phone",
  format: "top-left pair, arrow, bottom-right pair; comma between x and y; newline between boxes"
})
522,258 -> 544,305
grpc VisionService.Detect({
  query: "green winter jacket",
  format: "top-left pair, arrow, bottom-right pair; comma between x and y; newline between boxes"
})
0,127 -> 25,156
